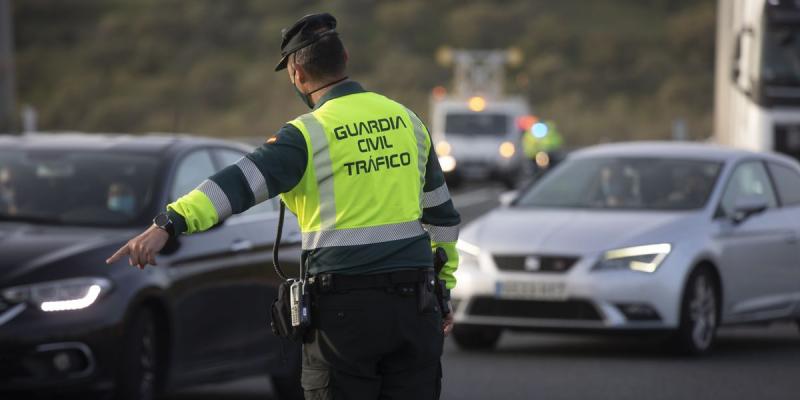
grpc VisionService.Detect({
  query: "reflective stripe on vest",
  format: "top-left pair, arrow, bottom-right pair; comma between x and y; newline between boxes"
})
423,223 -> 460,242
302,220 -> 426,249
235,156 -> 269,204
405,108 -> 429,208
422,183 -> 451,208
299,113 -> 337,230
197,179 -> 232,220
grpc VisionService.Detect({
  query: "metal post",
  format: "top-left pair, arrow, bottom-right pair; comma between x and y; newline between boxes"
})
0,0 -> 16,134
451,50 -> 512,99
713,0 -> 732,144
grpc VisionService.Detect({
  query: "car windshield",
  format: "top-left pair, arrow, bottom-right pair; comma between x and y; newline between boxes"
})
515,157 -> 722,210
445,113 -> 508,135
0,150 -> 160,227
761,26 -> 800,86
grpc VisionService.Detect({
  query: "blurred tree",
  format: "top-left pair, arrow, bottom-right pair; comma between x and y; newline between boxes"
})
13,0 -> 716,145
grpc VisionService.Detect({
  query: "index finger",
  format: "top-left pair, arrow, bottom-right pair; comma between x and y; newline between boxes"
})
106,244 -> 131,264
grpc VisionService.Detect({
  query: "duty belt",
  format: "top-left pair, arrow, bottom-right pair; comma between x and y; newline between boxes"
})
309,269 -> 435,294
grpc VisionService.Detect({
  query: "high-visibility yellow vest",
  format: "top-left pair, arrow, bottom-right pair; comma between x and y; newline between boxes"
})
281,91 -> 432,250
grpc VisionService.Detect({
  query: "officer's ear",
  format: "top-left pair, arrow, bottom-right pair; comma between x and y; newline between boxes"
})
292,61 -> 309,85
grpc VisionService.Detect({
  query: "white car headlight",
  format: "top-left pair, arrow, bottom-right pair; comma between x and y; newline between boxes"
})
435,141 -> 452,156
499,141 -> 515,159
2,277 -> 112,312
456,239 -> 481,271
439,155 -> 457,173
594,243 -> 672,273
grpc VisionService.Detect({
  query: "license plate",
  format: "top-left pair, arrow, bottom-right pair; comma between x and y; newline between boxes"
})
496,281 -> 567,301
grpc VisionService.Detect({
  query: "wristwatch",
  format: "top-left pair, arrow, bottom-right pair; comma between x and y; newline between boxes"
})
153,212 -> 175,237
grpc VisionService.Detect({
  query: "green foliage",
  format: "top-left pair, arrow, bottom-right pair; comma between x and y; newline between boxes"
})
14,0 -> 716,144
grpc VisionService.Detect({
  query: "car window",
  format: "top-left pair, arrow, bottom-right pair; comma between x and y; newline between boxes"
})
514,157 -> 721,210
445,113 -> 509,135
0,150 -> 159,227
171,150 -> 216,201
720,161 -> 777,216
767,162 -> 800,206
215,148 -> 275,215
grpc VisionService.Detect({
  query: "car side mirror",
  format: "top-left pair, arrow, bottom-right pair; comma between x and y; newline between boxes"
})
498,190 -> 518,207
731,196 -> 768,224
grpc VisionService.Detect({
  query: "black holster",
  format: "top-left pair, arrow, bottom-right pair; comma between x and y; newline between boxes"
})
270,280 -> 307,342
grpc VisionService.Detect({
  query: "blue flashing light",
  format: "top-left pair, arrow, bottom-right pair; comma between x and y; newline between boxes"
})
532,122 -> 549,138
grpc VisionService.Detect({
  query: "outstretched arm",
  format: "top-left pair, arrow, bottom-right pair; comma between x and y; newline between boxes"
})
107,125 -> 308,268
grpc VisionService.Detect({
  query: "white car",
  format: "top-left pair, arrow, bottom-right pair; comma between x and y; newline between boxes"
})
452,141 -> 800,354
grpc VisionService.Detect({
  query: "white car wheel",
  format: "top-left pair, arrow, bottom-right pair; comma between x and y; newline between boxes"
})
673,267 -> 719,355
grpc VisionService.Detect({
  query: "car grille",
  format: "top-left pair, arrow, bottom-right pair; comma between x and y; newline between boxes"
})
468,297 -> 602,321
493,255 -> 578,273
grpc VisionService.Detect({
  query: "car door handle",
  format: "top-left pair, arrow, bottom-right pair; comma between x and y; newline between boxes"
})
230,239 -> 254,253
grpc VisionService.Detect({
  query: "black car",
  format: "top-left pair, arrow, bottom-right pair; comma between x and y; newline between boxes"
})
0,133 -> 303,399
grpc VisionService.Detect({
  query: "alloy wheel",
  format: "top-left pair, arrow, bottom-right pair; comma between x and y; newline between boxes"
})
688,275 -> 717,351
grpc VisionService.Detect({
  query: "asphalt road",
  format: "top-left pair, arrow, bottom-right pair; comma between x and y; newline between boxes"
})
169,182 -> 800,400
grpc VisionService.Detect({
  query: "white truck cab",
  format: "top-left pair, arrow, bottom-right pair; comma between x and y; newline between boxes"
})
715,0 -> 800,158
430,95 -> 529,188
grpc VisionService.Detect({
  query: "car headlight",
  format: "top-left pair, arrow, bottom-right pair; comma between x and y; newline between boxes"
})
435,141 -> 452,156
593,243 -> 671,273
535,151 -> 550,168
456,239 -> 481,271
439,155 -> 457,173
1,277 -> 112,312
499,141 -> 515,158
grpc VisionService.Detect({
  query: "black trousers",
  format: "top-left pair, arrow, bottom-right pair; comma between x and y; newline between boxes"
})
301,284 -> 444,400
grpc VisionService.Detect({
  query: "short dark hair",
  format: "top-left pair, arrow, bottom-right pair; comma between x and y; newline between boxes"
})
293,33 -> 346,80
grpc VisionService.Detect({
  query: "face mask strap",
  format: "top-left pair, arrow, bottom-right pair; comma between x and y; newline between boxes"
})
292,72 -> 348,109
306,76 -> 348,98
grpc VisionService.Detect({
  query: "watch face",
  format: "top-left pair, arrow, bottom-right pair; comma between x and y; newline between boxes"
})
154,213 -> 169,227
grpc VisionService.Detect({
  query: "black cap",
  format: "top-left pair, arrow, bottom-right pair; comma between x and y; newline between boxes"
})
275,13 -> 338,71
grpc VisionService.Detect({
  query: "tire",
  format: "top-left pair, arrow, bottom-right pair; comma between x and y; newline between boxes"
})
451,325 -> 501,350
116,309 -> 160,400
671,267 -> 719,356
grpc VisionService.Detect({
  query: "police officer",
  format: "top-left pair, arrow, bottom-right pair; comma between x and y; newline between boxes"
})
107,13 -> 461,399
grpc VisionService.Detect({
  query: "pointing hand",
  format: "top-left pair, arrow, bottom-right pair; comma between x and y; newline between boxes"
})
106,225 -> 170,269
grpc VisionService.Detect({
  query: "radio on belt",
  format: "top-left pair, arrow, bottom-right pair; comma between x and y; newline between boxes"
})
289,279 -> 311,328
